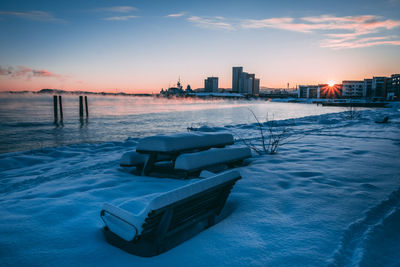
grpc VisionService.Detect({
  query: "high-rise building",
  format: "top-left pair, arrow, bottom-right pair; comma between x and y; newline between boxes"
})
204,77 -> 218,92
248,73 -> 255,93
239,72 -> 248,94
232,67 -> 243,93
233,66 -> 260,95
342,80 -> 364,98
253,79 -> 260,95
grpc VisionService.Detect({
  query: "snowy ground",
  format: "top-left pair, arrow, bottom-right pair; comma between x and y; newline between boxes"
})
1,107 -> 399,266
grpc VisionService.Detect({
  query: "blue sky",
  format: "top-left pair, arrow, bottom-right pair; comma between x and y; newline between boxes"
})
1,0 -> 400,92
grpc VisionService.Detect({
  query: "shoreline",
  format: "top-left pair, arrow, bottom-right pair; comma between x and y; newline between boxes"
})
1,90 -> 397,107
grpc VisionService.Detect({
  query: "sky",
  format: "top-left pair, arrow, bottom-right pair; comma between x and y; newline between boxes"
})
0,0 -> 400,93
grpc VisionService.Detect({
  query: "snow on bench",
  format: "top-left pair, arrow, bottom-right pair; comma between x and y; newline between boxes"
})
174,147 -> 251,172
100,170 -> 241,256
136,132 -> 234,153
120,151 -> 148,167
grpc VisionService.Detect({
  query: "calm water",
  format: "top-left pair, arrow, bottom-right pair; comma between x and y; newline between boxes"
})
0,93 -> 345,153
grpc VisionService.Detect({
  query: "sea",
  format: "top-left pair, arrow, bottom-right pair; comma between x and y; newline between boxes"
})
0,93 -> 345,154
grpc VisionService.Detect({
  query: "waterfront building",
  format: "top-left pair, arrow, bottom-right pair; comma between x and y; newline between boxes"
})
299,84 -> 342,99
204,77 -> 219,92
233,66 -> 260,95
253,79 -> 260,95
232,67 -> 243,93
319,84 -> 342,99
298,85 -> 319,98
239,72 -> 253,94
390,74 -> 400,100
185,85 -> 193,93
372,77 -> 387,98
342,80 -> 364,98
363,79 -> 372,98
159,78 -> 185,96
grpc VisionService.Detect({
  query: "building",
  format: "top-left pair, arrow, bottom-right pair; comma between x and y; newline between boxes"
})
253,78 -> 260,95
232,67 -> 243,93
361,75 -> 399,100
363,79 -> 372,98
372,77 -> 387,98
342,80 -> 364,98
319,84 -> 342,99
299,84 -> 342,99
239,72 -> 253,94
232,66 -> 260,95
298,85 -> 319,98
387,74 -> 400,100
204,77 -> 219,92
160,78 -> 185,96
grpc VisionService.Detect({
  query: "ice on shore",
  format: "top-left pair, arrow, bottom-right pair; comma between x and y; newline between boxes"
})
0,108 -> 399,266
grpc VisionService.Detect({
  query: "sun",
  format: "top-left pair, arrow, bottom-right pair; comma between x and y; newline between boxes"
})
328,81 -> 335,87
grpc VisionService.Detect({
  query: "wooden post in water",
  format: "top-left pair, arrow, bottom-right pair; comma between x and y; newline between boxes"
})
79,96 -> 83,118
85,96 -> 89,117
53,95 -> 58,122
58,95 -> 63,120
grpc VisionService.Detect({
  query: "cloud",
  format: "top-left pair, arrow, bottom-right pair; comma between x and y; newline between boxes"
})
0,10 -> 65,22
94,6 -> 138,21
241,15 -> 400,49
104,15 -> 138,21
242,17 -> 315,32
242,15 -> 400,32
321,36 -> 400,49
95,6 -> 137,13
166,13 -> 185,18
187,16 -> 233,30
0,66 -> 64,80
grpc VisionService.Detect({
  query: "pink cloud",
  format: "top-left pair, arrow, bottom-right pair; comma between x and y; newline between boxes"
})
0,66 -> 63,79
243,15 -> 400,33
241,15 -> 400,49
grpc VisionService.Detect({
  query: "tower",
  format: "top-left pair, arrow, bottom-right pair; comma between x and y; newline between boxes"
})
232,67 -> 243,93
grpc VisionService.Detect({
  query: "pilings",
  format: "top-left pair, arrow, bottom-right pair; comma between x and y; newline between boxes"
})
85,96 -> 89,117
59,95 -> 63,120
79,95 -> 89,118
53,95 -> 58,123
52,95 -> 88,124
79,96 -> 84,118
79,95 -> 89,126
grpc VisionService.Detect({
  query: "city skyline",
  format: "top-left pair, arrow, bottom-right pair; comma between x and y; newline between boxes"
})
1,0 -> 400,93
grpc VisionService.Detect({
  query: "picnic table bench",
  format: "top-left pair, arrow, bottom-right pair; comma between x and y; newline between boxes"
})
120,132 -> 251,178
101,170 -> 241,256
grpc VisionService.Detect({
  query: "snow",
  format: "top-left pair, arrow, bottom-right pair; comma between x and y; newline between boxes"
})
136,132 -> 234,152
102,170 -> 240,241
120,151 -> 148,166
174,147 -> 251,171
1,107 -> 400,266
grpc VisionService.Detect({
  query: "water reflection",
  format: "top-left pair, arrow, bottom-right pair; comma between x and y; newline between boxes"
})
79,117 -> 88,128
0,93 -> 346,153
